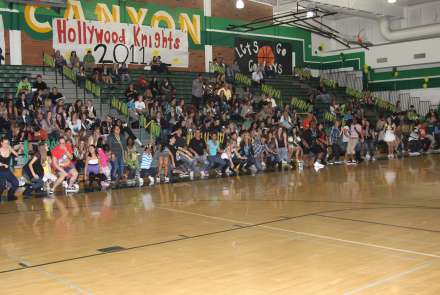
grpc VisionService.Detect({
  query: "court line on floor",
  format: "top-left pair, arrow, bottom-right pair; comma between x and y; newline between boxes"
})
343,263 -> 432,295
0,207 -> 390,274
1,205 -> 437,275
157,207 -> 440,259
314,214 -> 440,233
0,249 -> 93,294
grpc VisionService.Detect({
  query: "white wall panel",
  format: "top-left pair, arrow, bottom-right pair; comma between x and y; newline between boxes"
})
421,5 -> 437,25
408,7 -> 421,27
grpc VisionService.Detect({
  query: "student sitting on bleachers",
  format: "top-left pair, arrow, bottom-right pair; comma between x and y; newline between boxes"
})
32,75 -> 49,99
16,107 -> 31,126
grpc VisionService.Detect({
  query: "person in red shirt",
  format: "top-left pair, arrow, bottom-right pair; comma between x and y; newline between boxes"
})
419,121 -> 431,153
137,73 -> 149,92
50,137 -> 78,194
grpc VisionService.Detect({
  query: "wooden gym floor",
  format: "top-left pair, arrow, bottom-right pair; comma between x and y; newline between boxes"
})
1,155 -> 440,294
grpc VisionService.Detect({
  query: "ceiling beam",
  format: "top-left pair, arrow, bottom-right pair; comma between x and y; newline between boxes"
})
275,0 -> 404,18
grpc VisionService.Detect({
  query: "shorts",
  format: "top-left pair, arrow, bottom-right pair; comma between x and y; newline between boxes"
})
347,138 -> 359,154
55,164 -> 75,175
157,151 -> 169,158
300,143 -> 324,155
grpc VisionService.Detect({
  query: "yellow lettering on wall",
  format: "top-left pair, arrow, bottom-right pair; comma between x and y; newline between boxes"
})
95,4 -> 120,23
151,11 -> 175,29
126,7 -> 148,25
63,0 -> 85,20
178,13 -> 200,45
24,5 -> 52,33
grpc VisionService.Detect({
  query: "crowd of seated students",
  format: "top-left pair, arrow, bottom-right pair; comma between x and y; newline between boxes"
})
2,62 -> 440,202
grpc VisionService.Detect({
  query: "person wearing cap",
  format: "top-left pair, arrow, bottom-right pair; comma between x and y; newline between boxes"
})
83,50 -> 96,71
138,73 -> 149,92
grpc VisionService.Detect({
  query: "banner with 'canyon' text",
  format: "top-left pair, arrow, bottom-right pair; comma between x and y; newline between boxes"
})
53,18 -> 189,67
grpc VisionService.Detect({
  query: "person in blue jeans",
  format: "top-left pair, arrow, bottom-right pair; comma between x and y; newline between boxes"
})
239,131 -> 256,171
275,126 -> 295,169
140,144 -> 159,183
253,134 -> 280,170
206,132 -> 226,175
220,138 -> 247,174
107,125 -> 128,183
188,129 -> 210,177
0,137 -> 19,201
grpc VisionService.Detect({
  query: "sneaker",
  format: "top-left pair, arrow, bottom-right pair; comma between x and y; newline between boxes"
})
200,171 -> 206,177
409,152 -> 415,156
149,176 -> 154,183
365,155 -> 371,161
351,160 -> 358,164
314,161 -> 324,168
215,170 -> 222,175
334,161 -> 343,165
415,152 -> 421,156
371,157 -> 376,161
327,162 -> 334,165
62,180 -> 68,188
426,150 -> 432,154
164,176 -> 169,183
190,171 -> 194,178
343,160 -> 349,164
282,159 -> 287,165
261,162 -> 266,166
138,178 -> 144,184
250,165 -> 257,171
66,187 -> 77,193
156,176 -> 161,183
101,181 -> 110,188
225,168 -> 233,174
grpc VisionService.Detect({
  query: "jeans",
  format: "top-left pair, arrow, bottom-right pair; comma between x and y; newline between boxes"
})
47,130 -> 60,140
140,167 -> 159,177
356,140 -> 362,152
328,143 -> 342,162
420,138 -> 431,152
277,148 -> 291,163
111,155 -> 125,181
363,140 -> 374,157
410,140 -> 422,152
119,75 -> 131,84
192,95 -> 202,110
316,94 -> 330,103
266,70 -> 276,77
195,156 -> 210,172
126,165 -> 137,180
267,154 -> 281,165
207,156 -> 226,171
224,158 -> 244,168
252,80 -> 265,87
22,171 -> 44,189
0,169 -> 19,196
226,68 -> 235,76
246,154 -> 256,167
181,155 -> 197,172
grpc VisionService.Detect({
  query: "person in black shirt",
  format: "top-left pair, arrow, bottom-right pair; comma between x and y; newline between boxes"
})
299,120 -> 325,168
156,93 -> 169,108
170,126 -> 197,176
160,77 -> 173,96
211,117 -> 223,133
48,87 -> 63,106
32,75 -> 49,99
124,83 -> 138,102
201,120 -> 213,133
167,134 -> 192,178
15,93 -> 29,110
188,129 -> 210,176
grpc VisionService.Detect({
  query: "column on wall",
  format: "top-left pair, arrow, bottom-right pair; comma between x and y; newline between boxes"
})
204,0 -> 212,72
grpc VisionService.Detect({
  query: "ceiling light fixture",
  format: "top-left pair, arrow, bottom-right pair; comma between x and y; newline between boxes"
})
388,0 -> 396,3
236,0 -> 244,9
307,11 -> 314,18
